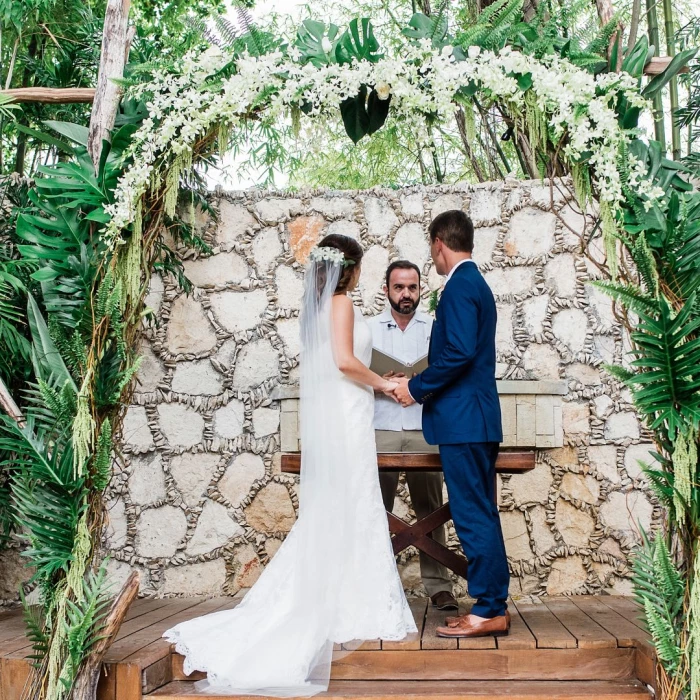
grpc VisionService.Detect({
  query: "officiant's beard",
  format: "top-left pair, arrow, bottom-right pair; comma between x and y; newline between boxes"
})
389,297 -> 419,316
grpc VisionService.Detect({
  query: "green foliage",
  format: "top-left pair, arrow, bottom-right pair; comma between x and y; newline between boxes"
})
632,533 -> 686,673
20,589 -> 49,667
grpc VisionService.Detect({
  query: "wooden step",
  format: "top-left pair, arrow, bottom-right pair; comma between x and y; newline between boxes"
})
172,647 -> 638,683
148,679 -> 652,699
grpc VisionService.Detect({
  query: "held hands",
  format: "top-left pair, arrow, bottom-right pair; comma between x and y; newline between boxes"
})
392,376 -> 416,407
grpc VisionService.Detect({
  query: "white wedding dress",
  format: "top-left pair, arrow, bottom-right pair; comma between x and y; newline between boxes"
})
164,257 -> 416,696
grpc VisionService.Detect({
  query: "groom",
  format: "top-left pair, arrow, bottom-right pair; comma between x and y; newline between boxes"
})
393,210 -> 510,639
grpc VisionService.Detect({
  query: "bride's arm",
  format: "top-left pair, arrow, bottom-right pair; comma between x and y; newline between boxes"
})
331,295 -> 397,395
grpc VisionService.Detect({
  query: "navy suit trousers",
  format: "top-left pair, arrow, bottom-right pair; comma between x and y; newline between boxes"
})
439,442 -> 509,618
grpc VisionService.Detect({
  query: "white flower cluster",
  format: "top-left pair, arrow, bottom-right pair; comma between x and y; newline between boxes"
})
103,40 -> 654,249
627,153 -> 667,211
309,245 -> 349,266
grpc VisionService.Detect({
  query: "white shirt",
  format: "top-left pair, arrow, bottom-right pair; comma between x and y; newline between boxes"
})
369,308 -> 433,431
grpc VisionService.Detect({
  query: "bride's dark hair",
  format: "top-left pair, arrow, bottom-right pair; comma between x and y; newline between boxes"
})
313,234 -> 363,296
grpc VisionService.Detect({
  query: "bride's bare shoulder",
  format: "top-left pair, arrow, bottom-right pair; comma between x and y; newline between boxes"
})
331,294 -> 353,311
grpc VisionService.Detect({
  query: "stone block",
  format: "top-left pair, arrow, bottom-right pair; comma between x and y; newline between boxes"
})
552,308 -> 588,353
186,500 -> 243,555
122,405 -> 153,450
364,197 -> 398,239
472,227 -> 500,267
280,409 -> 299,452
135,505 -> 187,558
144,274 -> 164,315
172,360 -> 223,395
522,344 -> 561,380
251,227 -> 283,273
545,254 -> 577,298
469,188 -> 501,225
255,197 -> 302,224
530,505 -> 556,555
0,548 -> 32,600
483,267 -> 535,297
275,266 -> 305,310
500,395 -> 517,444
288,215 -> 327,262
158,403 -> 204,447
231,339 -> 279,390
566,363 -> 601,386
183,252 -> 249,288
558,204 -> 587,247
210,289 -> 268,334
496,303 -> 514,349
166,296 -> 217,355
600,491 -> 653,537
400,193 -> 424,216
562,401 -> 590,435
505,208 -> 555,258
170,452 -> 221,506
624,443 -> 656,480
163,558 -> 227,596
310,196 -> 355,218
516,395 -> 536,446
511,460 -> 552,505
216,201 -> 256,249
359,245 -> 390,305
604,412 -> 640,441
245,482 -> 296,533
560,473 -> 600,505
431,194 -> 463,216
213,400 -> 245,440
523,295 -> 549,336
105,498 -> 127,549
135,343 -> 165,393
535,395 -> 554,436
276,317 -> 301,358
233,544 -> 262,589
592,334 -> 616,365
218,452 -> 266,507
587,285 -> 616,330
554,499 -> 595,547
253,406 -> 280,437
546,556 -> 587,595
500,510 -> 532,560
588,445 -> 620,484
129,453 -> 166,506
394,222 -> 430,270
326,219 -> 361,240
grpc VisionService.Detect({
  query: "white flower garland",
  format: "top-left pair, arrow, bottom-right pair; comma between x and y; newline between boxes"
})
103,41 -> 650,248
309,245 -> 351,266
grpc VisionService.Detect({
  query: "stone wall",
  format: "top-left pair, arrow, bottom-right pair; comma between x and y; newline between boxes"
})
1,178 -> 660,606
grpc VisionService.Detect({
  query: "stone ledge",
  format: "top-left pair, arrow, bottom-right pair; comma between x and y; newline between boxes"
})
270,379 -> 568,401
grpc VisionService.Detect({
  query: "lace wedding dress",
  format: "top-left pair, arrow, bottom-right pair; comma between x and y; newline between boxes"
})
164,256 -> 416,696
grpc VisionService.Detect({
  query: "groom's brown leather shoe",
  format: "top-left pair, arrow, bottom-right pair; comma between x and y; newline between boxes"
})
437,612 -> 510,638
446,609 -> 510,628
431,591 -> 458,611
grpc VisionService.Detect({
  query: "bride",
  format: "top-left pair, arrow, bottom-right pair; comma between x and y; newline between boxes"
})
163,233 -> 417,696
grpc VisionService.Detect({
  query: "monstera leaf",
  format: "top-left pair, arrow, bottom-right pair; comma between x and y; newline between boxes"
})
335,18 -> 383,65
295,19 -> 340,67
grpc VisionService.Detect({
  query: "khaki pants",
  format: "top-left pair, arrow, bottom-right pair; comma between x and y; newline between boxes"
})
375,430 -> 452,597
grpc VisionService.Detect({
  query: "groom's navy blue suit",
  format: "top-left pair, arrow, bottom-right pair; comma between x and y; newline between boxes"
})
408,259 -> 509,618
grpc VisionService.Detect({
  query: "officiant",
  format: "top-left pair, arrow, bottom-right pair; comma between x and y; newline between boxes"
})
369,260 -> 458,612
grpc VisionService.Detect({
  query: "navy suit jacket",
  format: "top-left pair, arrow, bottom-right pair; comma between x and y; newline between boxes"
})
408,260 -> 502,445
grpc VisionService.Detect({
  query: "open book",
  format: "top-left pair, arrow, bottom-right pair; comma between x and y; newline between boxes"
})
370,348 -> 429,377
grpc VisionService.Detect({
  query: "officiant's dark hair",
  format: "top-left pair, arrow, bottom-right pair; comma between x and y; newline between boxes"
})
385,260 -> 420,288
316,234 -> 363,295
428,210 -> 474,253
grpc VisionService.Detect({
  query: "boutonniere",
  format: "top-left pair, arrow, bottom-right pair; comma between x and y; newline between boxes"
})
428,289 -> 440,315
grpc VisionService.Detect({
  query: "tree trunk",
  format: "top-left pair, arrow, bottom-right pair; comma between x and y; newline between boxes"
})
662,0 -> 680,159
71,571 -> 140,700
88,0 -> 133,169
626,0 -> 642,55
0,376 -> 23,424
646,0 -> 667,149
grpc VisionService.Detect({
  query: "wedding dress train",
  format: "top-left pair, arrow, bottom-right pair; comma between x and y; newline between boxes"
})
164,259 -> 416,696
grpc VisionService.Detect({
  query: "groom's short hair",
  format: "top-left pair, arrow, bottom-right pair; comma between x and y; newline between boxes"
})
428,210 -> 474,253
385,260 -> 420,287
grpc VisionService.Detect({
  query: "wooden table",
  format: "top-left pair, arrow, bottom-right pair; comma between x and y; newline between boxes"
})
280,450 -> 536,579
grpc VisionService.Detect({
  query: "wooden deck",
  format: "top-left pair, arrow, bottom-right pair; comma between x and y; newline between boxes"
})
0,595 -> 656,700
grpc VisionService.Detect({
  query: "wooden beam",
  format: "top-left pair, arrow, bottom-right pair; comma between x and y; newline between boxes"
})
0,88 -> 96,103
645,56 -> 689,75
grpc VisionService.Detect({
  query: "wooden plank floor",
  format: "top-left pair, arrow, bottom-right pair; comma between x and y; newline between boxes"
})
0,596 -> 654,700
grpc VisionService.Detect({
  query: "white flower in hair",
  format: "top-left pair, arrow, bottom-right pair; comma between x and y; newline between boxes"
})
308,246 -> 353,267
